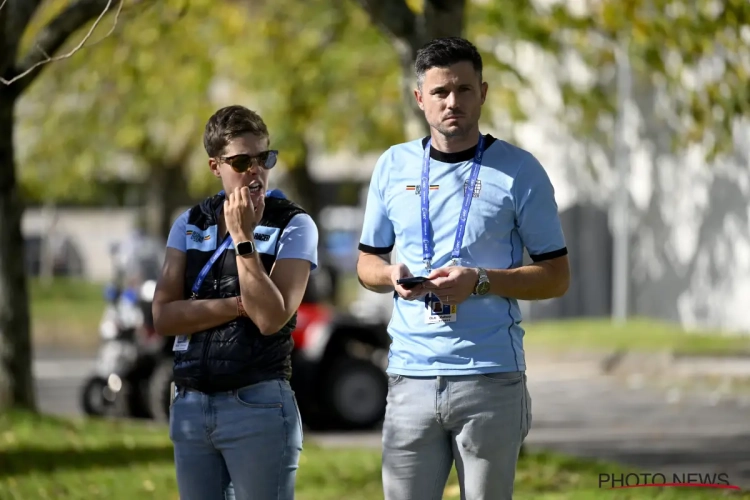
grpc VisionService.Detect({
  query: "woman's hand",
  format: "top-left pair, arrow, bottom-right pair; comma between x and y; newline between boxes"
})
224,186 -> 265,241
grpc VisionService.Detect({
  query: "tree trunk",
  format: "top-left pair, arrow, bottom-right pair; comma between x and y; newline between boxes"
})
395,42 -> 431,140
0,89 -> 35,410
359,0 -> 467,140
0,0 -> 124,413
285,142 -> 321,221
143,161 -> 189,240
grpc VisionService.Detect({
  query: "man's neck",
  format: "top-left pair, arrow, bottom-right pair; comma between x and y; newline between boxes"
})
429,126 -> 480,153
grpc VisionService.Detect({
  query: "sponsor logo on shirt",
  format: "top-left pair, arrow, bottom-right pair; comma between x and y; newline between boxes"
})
464,179 -> 482,198
406,184 -> 439,195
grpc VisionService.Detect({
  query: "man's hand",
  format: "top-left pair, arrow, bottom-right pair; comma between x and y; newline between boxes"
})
424,266 -> 479,305
391,263 -> 429,301
224,186 -> 265,241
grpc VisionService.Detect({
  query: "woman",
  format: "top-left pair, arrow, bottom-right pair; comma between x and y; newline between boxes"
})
152,105 -> 318,500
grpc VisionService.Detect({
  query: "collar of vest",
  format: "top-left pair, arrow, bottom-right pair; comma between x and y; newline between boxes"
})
198,192 -> 225,225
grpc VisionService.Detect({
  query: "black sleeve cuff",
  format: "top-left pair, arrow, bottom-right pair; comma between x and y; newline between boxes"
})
358,243 -> 394,255
529,247 -> 568,262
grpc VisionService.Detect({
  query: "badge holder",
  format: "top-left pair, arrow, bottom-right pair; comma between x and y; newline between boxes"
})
418,134 -> 485,325
424,293 -> 458,324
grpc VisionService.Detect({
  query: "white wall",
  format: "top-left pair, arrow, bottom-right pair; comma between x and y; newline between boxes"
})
23,208 -> 139,281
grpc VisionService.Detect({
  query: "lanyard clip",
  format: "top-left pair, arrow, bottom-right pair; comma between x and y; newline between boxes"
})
423,259 -> 432,271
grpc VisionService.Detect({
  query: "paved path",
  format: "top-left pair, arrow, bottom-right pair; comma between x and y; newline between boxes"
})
524,360 -> 750,489
32,350 -> 750,489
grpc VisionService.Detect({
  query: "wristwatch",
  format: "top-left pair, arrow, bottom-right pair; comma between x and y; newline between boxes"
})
235,240 -> 255,257
473,267 -> 490,296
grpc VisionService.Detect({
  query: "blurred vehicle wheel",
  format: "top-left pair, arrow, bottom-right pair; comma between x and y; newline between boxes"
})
80,376 -> 128,418
147,358 -> 173,423
81,377 -> 109,416
322,357 -> 387,429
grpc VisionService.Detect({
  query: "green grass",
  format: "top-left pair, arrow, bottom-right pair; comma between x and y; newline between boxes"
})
30,277 -> 106,349
1,411 -> 746,500
523,318 -> 750,356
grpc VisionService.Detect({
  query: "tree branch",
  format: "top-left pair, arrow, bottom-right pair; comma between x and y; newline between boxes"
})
0,0 -> 44,77
0,1 -> 44,42
2,0 -> 123,94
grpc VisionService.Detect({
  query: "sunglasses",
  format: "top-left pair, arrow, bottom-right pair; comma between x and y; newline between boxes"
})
218,150 -> 278,172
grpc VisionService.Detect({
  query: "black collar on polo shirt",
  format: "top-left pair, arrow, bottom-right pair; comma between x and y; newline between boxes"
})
421,134 -> 497,163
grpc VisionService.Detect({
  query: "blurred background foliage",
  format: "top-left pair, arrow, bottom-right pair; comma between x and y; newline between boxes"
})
15,0 -> 749,229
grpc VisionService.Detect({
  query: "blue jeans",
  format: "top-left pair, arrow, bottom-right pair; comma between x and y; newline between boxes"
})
381,372 -> 531,500
169,379 -> 303,500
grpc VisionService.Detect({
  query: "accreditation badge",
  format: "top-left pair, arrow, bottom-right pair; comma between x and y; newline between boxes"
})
172,335 -> 191,351
424,293 -> 457,324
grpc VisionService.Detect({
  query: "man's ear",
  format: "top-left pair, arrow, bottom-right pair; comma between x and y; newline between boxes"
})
414,88 -> 425,111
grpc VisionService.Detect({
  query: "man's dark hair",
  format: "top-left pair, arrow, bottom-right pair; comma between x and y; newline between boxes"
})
203,105 -> 269,158
414,37 -> 483,89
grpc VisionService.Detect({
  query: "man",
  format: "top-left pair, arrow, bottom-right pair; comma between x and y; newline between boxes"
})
357,37 -> 570,500
152,105 -> 318,500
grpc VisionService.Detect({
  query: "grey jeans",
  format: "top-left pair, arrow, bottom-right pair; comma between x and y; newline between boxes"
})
381,371 -> 531,500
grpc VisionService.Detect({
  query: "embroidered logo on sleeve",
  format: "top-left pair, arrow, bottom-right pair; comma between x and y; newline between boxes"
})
185,225 -> 218,251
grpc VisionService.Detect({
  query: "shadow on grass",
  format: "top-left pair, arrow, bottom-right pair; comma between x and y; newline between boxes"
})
0,444 -> 174,477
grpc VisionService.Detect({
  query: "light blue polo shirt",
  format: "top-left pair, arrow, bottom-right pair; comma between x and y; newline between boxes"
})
359,135 -> 567,375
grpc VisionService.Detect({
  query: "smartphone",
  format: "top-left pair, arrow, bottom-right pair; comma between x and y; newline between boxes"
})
396,276 -> 429,290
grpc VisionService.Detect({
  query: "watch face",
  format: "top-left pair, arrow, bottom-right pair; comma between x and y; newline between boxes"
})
477,281 -> 491,295
236,241 -> 254,255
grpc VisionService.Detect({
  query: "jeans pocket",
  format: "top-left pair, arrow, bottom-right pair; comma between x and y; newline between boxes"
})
387,374 -> 405,387
169,382 -> 178,409
234,382 -> 284,409
478,371 -> 523,385
292,393 -> 304,443
522,376 -> 532,440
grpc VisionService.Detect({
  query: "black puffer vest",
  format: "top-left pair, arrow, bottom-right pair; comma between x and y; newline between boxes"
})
173,191 -> 306,393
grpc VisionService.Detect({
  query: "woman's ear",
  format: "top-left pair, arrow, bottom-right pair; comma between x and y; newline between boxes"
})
208,158 -> 221,178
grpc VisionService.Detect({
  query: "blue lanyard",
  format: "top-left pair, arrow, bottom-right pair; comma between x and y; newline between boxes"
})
421,134 -> 486,270
191,235 -> 233,298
